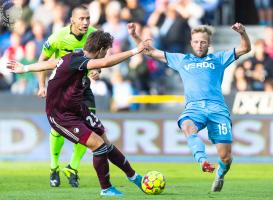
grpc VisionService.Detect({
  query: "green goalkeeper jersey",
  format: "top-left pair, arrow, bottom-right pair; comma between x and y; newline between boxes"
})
42,26 -> 97,59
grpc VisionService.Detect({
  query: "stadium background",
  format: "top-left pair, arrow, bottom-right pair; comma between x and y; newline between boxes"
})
0,1 -> 273,199
0,0 -> 273,200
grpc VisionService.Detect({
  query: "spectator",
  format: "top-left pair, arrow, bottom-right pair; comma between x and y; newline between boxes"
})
11,42 -> 38,94
128,53 -> 151,94
173,0 -> 204,28
13,19 -> 33,45
14,0 -> 33,26
249,39 -> 273,77
102,1 -> 129,76
0,30 -> 11,56
264,26 -> 273,59
195,0 -> 220,25
245,39 -> 273,90
121,0 -> 145,25
0,32 -> 25,85
32,0 -> 57,29
147,1 -> 191,53
264,77 -> 273,91
231,64 -> 251,92
46,2 -> 69,35
251,63 -> 266,91
254,0 -> 273,26
110,71 -> 134,112
88,0 -> 110,27
102,1 -> 128,46
28,20 -> 46,59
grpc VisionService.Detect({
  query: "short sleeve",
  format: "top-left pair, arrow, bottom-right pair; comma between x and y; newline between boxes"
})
164,52 -> 186,71
70,55 -> 90,72
41,33 -> 59,58
214,49 -> 236,69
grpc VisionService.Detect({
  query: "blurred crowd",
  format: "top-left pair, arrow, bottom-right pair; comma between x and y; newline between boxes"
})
232,30 -> 273,93
0,0 -> 273,111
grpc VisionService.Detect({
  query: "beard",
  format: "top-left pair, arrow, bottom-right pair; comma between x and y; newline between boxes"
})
192,48 -> 209,58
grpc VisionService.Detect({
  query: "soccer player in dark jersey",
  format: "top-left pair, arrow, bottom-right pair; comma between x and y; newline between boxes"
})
37,5 -> 99,187
8,30 -> 148,196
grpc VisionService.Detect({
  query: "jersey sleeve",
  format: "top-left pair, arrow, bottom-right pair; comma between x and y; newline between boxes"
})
214,49 -> 236,69
41,32 -> 60,58
70,55 -> 90,72
164,52 -> 186,71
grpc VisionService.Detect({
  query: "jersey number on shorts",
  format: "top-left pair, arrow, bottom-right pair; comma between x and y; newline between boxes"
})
86,113 -> 99,127
218,123 -> 228,135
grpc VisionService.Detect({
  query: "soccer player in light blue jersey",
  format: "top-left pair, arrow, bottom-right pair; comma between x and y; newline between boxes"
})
128,22 -> 251,192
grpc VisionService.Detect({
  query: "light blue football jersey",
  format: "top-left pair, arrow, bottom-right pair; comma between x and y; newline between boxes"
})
165,49 -> 236,104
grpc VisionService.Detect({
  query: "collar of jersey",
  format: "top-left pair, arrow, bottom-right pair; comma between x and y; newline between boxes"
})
69,25 -> 84,41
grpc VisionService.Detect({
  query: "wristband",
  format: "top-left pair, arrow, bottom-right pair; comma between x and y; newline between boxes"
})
23,65 -> 29,72
130,48 -> 139,55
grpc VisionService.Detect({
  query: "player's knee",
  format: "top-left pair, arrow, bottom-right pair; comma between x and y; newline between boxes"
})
219,152 -> 232,164
180,120 -> 198,137
84,132 -> 105,151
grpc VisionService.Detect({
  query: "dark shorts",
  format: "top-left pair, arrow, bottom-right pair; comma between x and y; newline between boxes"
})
47,107 -> 104,145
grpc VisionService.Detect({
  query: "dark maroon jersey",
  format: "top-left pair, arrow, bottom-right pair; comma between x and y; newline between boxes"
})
46,52 -> 90,115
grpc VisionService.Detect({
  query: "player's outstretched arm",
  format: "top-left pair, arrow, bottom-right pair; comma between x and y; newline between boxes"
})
144,44 -> 167,63
7,59 -> 58,74
128,23 -> 142,45
128,23 -> 167,63
86,40 -> 147,69
232,22 -> 251,58
37,53 -> 50,97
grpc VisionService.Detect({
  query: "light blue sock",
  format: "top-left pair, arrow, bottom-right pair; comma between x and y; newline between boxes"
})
217,159 -> 232,178
187,134 -> 207,163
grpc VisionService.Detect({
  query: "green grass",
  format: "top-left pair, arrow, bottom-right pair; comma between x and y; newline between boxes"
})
0,162 -> 273,200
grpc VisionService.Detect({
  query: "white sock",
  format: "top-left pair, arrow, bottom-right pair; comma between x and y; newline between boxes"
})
128,173 -> 138,181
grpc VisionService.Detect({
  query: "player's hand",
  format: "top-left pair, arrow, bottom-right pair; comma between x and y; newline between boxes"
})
37,86 -> 47,98
6,60 -> 24,73
143,39 -> 153,56
231,22 -> 246,34
89,69 -> 101,81
136,39 -> 150,53
127,23 -> 137,37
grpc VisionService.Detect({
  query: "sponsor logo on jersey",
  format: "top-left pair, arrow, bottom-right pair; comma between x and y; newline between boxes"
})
184,62 -> 215,71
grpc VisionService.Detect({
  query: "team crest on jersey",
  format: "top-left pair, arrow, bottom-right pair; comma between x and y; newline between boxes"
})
73,128 -> 79,134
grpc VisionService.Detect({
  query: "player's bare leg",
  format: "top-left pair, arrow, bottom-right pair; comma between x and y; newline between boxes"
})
211,143 -> 232,192
181,119 -> 215,173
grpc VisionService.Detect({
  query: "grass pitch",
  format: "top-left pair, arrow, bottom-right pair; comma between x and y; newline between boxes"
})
0,162 -> 272,200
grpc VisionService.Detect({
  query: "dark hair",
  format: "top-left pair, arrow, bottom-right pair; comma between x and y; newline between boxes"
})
72,5 -> 88,16
84,30 -> 114,53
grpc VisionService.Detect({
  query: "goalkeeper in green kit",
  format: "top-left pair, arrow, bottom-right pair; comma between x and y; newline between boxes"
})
37,5 -> 99,188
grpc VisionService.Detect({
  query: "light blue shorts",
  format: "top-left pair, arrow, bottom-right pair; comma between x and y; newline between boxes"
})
178,100 -> 232,144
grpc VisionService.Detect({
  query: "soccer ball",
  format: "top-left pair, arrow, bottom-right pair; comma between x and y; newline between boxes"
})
141,171 -> 166,195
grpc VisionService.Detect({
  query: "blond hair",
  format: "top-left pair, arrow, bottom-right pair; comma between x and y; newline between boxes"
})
191,25 -> 213,36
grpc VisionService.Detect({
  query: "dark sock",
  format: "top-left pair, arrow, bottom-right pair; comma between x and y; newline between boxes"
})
107,144 -> 135,178
93,143 -> 111,189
